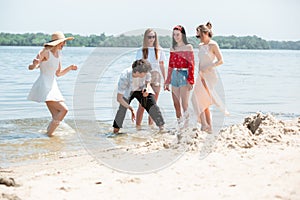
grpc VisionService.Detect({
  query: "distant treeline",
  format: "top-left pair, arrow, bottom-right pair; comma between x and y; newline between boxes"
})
0,32 -> 299,50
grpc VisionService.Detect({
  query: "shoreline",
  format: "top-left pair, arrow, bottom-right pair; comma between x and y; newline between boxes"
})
1,113 -> 300,200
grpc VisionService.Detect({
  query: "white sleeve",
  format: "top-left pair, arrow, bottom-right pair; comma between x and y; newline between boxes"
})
136,48 -> 143,60
145,72 -> 151,82
159,48 -> 166,62
117,72 -> 129,95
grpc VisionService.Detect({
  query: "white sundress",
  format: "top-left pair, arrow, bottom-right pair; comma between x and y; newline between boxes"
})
27,50 -> 64,102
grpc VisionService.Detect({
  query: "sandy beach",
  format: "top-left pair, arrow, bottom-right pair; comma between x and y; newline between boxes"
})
1,113 -> 300,200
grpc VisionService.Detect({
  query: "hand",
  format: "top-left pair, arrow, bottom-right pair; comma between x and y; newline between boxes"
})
28,58 -> 40,70
201,65 -> 214,73
164,84 -> 170,91
33,58 -> 39,66
28,64 -> 37,70
142,89 -> 149,97
187,83 -> 193,91
69,64 -> 78,70
128,106 -> 136,122
201,68 -> 209,73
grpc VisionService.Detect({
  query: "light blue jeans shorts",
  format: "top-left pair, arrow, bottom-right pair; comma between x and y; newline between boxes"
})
171,69 -> 188,87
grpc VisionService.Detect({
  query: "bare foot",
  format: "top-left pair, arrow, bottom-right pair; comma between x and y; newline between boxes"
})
136,125 -> 142,130
207,126 -> 212,133
201,125 -> 212,133
159,126 -> 170,134
201,125 -> 210,131
47,120 -> 60,137
113,128 -> 120,134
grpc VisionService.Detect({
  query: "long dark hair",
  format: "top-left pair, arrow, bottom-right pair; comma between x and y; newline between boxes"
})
172,25 -> 189,49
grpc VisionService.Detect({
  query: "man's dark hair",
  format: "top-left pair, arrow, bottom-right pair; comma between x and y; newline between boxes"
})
132,59 -> 152,73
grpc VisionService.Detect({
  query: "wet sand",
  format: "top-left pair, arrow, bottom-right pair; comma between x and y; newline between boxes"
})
1,113 -> 300,200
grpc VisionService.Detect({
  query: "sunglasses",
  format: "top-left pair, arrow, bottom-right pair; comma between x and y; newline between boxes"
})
196,35 -> 201,38
147,35 -> 155,39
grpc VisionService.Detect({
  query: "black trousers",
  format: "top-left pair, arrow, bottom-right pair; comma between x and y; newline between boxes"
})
113,91 -> 165,129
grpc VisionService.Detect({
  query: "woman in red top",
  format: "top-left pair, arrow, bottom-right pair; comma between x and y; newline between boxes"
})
165,25 -> 194,127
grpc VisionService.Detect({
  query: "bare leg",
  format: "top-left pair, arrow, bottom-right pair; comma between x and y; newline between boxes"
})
46,101 -> 68,136
200,112 -> 210,131
136,104 -> 145,127
200,78 -> 212,131
171,86 -> 181,119
180,85 -> 191,127
136,85 -> 160,126
46,120 -> 60,137
180,85 -> 191,112
204,108 -> 212,131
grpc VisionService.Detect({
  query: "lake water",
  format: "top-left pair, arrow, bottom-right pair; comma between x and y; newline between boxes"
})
1,46 -> 300,167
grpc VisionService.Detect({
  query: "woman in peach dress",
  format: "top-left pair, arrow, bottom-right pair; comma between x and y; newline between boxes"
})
192,22 -> 228,132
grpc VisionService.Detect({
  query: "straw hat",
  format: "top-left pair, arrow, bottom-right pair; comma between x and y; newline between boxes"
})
44,31 -> 74,46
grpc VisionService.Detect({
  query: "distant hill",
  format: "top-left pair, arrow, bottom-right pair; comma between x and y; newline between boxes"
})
0,32 -> 299,50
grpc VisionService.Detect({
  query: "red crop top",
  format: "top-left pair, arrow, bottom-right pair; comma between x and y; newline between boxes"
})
165,51 -> 195,85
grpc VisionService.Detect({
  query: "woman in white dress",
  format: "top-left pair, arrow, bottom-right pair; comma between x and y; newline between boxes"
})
28,31 -> 77,136
192,22 -> 227,132
135,28 -> 166,127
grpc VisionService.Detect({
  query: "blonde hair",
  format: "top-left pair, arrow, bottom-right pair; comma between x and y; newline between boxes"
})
44,41 -> 63,50
197,22 -> 213,38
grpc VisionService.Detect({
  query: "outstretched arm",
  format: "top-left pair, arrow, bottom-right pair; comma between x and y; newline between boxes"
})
165,50 -> 174,91
117,93 -> 136,122
211,43 -> 223,68
159,61 -> 166,83
212,44 -> 223,67
56,63 -> 77,77
28,48 -> 49,70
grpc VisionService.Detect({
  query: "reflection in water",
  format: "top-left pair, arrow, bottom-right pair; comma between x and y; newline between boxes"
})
0,118 -> 81,167
1,47 -> 300,168
0,117 -> 165,167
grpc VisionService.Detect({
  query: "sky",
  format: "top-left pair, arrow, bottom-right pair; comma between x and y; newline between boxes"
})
0,0 -> 299,41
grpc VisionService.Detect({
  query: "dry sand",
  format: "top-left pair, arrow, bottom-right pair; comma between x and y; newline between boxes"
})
1,113 -> 300,200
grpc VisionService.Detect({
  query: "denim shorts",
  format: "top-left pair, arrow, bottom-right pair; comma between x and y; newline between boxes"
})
171,69 -> 188,87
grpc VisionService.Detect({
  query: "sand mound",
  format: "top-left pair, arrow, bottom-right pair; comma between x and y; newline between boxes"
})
124,113 -> 300,154
218,112 -> 300,150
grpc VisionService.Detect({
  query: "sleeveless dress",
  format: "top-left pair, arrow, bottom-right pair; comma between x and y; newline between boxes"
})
191,41 -> 227,116
27,50 -> 64,102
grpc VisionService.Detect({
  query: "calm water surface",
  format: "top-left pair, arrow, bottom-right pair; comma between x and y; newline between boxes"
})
1,46 -> 299,167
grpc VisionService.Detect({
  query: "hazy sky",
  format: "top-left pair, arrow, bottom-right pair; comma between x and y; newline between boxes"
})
1,0 -> 299,41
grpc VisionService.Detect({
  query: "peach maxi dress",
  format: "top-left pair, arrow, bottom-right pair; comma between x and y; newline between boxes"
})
191,41 -> 228,116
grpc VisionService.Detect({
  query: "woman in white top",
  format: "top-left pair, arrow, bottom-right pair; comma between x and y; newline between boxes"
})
191,22 -> 227,132
135,28 -> 166,127
28,31 -> 78,136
